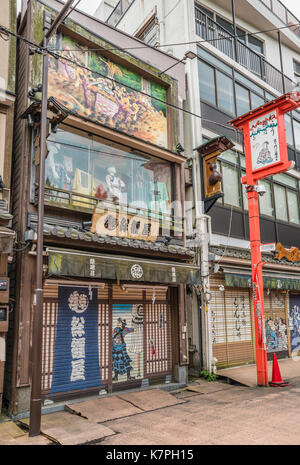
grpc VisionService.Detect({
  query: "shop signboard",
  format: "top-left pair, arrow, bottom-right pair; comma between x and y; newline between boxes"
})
91,209 -> 160,242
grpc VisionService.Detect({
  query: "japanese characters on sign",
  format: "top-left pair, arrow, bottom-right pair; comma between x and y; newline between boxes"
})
91,210 -> 160,242
249,110 -> 280,172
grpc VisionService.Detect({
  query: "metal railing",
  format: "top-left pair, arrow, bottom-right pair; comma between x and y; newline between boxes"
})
195,5 -> 296,94
260,0 -> 300,40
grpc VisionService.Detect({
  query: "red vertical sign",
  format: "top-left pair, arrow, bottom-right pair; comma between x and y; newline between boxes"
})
229,92 -> 300,386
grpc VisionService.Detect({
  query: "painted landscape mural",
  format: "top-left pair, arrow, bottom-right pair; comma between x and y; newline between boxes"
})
48,36 -> 168,148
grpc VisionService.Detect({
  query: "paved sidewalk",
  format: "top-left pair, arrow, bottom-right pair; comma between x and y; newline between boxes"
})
217,357 -> 300,387
1,378 -> 300,445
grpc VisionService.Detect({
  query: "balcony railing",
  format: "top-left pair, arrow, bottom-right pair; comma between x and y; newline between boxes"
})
38,186 -> 184,236
195,5 -> 296,94
259,0 -> 300,40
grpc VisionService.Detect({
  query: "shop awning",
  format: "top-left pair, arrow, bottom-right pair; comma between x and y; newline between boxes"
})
224,272 -> 300,291
47,248 -> 201,285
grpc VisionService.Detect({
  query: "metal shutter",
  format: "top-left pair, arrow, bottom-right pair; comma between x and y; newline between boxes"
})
210,275 -> 255,368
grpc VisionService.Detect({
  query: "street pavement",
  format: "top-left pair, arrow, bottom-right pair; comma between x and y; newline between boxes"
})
1,377 -> 300,445
96,377 -> 300,445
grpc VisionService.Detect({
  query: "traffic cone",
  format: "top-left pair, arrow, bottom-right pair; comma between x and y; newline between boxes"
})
269,353 -> 289,387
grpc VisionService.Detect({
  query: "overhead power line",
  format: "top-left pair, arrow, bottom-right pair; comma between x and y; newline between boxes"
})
48,23 -> 300,54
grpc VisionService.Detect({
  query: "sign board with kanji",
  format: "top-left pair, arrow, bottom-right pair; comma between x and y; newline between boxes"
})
229,92 -> 300,184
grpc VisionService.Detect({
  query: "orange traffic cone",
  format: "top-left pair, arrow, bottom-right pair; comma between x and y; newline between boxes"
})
269,353 -> 289,387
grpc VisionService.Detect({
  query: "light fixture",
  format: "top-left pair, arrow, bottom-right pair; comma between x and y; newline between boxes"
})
158,50 -> 197,77
184,50 -> 197,60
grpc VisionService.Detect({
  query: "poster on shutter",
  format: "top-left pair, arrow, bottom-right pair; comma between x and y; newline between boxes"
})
112,304 -> 144,383
289,294 -> 300,355
249,110 -> 280,172
50,286 -> 102,395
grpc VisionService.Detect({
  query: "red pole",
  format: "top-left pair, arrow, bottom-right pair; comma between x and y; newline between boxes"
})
247,185 -> 268,386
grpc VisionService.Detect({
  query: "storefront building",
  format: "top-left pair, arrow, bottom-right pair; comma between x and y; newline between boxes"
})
209,245 -> 300,369
6,0 -> 196,416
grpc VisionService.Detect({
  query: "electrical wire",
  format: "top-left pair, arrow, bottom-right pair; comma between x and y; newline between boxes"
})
47,23 -> 300,53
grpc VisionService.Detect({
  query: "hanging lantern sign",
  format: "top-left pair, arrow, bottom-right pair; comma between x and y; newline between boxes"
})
230,91 -> 300,184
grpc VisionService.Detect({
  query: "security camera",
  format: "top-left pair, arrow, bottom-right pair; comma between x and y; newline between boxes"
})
254,185 -> 266,196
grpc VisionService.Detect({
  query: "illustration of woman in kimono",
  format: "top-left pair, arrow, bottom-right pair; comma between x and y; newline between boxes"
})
112,318 -> 135,382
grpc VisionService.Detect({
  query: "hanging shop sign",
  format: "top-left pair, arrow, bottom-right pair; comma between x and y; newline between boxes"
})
274,243 -> 300,263
90,209 -> 159,242
50,286 -> 102,395
230,92 -> 300,183
47,248 -> 201,285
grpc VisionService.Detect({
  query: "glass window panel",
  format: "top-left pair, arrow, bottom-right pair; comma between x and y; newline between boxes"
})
251,92 -> 264,110
46,129 -> 172,214
284,114 -> 294,146
220,149 -> 238,164
236,84 -> 250,116
234,72 -> 264,96
273,173 -> 298,188
240,154 -> 246,168
287,190 -> 300,224
241,170 -> 248,210
258,179 -> 274,217
198,60 -> 216,105
216,16 -> 234,35
293,60 -> 300,75
237,27 -> 246,43
197,47 -> 233,75
222,162 -> 241,207
274,184 -> 288,222
248,35 -> 264,55
293,119 -> 300,151
216,71 -> 235,114
265,92 -> 275,102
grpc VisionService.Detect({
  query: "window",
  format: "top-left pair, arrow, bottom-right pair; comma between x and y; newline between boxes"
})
216,71 -> 235,114
259,179 -> 274,217
287,190 -> 300,224
248,35 -> 264,55
222,162 -> 241,207
274,184 -> 288,222
251,93 -> 264,110
236,84 -> 250,116
293,118 -> 300,152
293,60 -> 300,77
136,15 -> 159,46
198,60 -> 216,106
284,114 -> 294,146
45,129 -> 173,215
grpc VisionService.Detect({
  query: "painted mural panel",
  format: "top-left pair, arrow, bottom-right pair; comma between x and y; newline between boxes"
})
264,292 -> 288,354
289,294 -> 300,354
112,304 -> 144,383
48,36 -> 168,148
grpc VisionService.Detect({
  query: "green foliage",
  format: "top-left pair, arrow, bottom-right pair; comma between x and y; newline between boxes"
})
200,370 -> 218,382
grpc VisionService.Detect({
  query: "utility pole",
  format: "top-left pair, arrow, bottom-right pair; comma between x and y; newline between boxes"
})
29,0 -> 77,438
